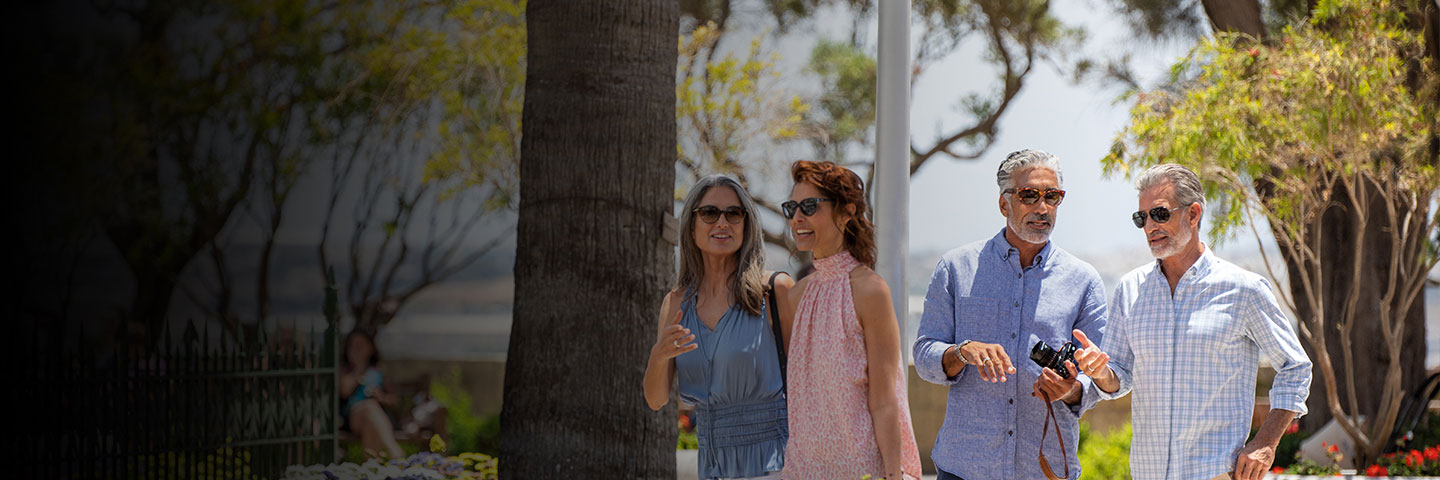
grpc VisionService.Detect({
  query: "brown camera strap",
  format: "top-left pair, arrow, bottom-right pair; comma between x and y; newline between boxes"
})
1039,391 -> 1071,480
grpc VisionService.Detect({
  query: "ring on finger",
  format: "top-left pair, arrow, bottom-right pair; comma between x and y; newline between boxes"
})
673,339 -> 683,348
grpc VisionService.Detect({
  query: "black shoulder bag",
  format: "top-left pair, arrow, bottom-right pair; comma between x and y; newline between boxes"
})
766,271 -> 788,394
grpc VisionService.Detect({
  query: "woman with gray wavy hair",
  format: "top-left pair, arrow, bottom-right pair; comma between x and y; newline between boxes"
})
643,174 -> 795,480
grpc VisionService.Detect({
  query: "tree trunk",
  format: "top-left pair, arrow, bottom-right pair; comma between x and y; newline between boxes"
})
1280,183 -> 1428,436
499,0 -> 678,477
1200,0 -> 1266,39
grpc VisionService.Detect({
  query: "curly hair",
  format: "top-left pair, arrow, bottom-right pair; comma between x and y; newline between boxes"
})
790,160 -> 876,269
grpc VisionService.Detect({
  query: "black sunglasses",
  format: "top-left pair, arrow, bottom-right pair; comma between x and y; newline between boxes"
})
693,205 -> 746,225
1131,206 -> 1183,228
1004,187 -> 1066,206
781,197 -> 833,219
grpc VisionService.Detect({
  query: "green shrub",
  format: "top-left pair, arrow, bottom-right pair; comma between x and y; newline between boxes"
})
1078,421 -> 1131,479
677,430 -> 698,449
432,367 -> 502,455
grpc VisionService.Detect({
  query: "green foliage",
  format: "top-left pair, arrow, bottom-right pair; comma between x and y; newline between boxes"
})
1077,421 -> 1132,479
1406,412 -> 1440,451
677,430 -> 699,450
1102,0 -> 1440,246
1274,429 -> 1311,468
407,0 -> 525,207
431,367 -> 501,456
676,22 -> 808,188
806,40 -> 876,161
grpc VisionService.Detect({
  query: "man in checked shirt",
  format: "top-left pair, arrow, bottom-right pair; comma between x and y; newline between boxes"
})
1069,164 -> 1312,480
913,149 -> 1107,480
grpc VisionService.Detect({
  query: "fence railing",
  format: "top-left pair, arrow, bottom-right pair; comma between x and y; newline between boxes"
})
19,315 -> 339,480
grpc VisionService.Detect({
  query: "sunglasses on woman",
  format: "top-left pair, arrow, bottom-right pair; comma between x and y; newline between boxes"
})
1004,187 -> 1066,206
693,205 -> 747,225
1131,206 -> 1183,228
781,197 -> 833,219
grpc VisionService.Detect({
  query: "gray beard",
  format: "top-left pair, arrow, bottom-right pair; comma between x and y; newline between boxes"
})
1008,215 -> 1052,245
1149,224 -> 1192,259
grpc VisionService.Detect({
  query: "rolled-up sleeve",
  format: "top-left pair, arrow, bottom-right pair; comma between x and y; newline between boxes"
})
914,259 -> 962,386
1098,285 -> 1135,401
1246,277 -> 1312,416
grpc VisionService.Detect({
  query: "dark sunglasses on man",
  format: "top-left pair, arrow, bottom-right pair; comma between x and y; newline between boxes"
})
1130,206 -> 1183,228
781,197 -> 833,219
693,205 -> 747,225
1003,187 -> 1066,206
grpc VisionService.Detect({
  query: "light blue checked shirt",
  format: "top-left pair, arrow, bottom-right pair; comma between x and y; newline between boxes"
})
1099,246 -> 1311,480
913,229 -> 1107,480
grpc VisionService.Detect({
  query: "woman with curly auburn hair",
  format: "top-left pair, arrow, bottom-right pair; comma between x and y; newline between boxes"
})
780,161 -> 921,480
642,174 -> 795,480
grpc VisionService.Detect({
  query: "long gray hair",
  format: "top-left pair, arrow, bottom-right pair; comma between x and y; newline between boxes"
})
677,175 -> 767,317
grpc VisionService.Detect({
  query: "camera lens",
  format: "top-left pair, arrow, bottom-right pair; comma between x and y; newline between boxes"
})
1029,342 -> 1056,368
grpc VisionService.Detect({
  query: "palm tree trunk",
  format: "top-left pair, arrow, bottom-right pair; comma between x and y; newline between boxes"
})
499,0 -> 679,477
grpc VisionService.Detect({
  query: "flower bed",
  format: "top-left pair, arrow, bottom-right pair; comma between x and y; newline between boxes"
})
281,452 -> 497,480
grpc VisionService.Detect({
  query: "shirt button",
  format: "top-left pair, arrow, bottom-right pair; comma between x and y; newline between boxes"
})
1011,333 -> 1017,339
1014,301 -> 1019,307
1017,273 -> 1022,278
1007,430 -> 1014,436
1009,399 -> 1014,405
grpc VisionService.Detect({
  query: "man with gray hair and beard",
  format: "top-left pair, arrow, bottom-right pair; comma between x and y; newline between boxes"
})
913,149 -> 1108,479
1066,164 -> 1312,480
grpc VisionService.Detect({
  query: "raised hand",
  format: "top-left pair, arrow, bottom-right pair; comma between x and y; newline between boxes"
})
1070,329 -> 1111,380
653,309 -> 698,360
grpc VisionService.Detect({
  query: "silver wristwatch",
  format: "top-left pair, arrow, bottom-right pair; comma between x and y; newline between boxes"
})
955,339 -> 973,365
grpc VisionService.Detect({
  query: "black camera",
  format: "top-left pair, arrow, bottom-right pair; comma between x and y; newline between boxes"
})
1029,340 -> 1078,379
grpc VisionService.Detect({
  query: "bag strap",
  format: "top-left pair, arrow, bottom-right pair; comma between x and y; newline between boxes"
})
766,271 -> 787,395
1038,391 -> 1071,480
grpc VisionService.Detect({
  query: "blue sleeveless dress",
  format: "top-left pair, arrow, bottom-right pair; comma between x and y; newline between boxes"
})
674,291 -> 788,479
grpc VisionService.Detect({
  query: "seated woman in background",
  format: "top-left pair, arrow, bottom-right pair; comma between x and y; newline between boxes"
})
340,329 -> 406,459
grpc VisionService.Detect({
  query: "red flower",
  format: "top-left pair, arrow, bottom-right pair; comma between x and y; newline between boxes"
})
1426,446 -> 1438,461
1365,464 -> 1388,476
1271,466 -> 1285,474
678,413 -> 691,430
1285,422 -> 1299,435
1247,48 -> 1259,57
1327,443 -> 1340,454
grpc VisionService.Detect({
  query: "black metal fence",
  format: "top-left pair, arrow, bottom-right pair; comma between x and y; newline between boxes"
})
18,315 -> 340,480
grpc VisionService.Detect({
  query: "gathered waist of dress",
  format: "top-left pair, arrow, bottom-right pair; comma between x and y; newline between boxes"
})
694,397 -> 788,448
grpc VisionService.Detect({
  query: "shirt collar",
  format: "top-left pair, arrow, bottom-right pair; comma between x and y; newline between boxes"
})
1151,242 -> 1215,280
988,227 -> 1053,268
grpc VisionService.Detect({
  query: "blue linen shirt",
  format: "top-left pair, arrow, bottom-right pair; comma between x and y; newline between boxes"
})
1099,246 -> 1311,480
913,228 -> 1108,480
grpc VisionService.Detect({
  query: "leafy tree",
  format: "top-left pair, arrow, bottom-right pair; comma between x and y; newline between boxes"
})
676,22 -> 807,247
675,0 -> 1086,249
1102,0 -> 1439,464
17,0 -> 524,346
316,0 -> 524,333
